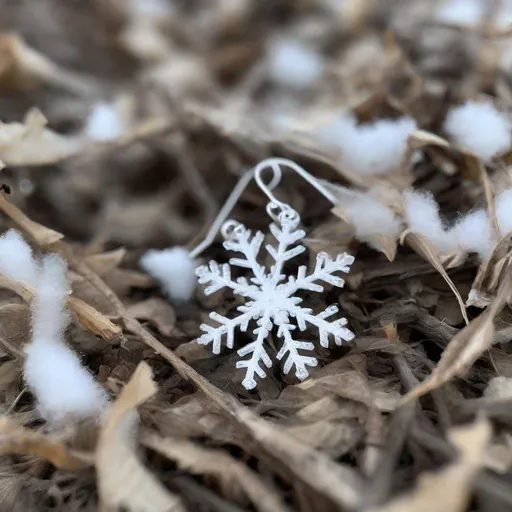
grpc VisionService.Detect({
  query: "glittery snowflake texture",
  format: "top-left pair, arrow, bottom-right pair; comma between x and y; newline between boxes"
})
196,209 -> 355,390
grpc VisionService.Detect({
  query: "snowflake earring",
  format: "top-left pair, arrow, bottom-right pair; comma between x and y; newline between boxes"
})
196,158 -> 355,390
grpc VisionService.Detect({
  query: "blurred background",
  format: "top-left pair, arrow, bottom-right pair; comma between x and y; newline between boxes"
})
0,0 -> 509,252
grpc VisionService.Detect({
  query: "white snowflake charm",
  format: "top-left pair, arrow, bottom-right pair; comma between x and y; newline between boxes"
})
196,202 -> 355,390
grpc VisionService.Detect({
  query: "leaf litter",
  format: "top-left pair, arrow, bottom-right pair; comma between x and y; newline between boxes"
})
0,1 -> 511,510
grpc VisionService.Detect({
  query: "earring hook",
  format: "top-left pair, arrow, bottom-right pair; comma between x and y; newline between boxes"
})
254,157 -> 338,207
190,157 -> 337,258
189,166 -> 281,258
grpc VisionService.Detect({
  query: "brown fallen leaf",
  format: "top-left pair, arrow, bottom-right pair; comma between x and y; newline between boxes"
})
0,417 -> 93,470
404,129 -> 482,180
126,298 -> 177,337
467,232 -> 512,308
283,419 -> 362,457
369,417 -> 491,512
85,248 -> 127,278
0,108 -> 82,166
96,362 -> 185,512
142,433 -> 290,512
174,339 -> 211,362
404,271 -> 512,402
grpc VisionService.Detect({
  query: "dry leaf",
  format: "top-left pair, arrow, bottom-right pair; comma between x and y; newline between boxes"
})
404,129 -> 482,180
283,420 -> 361,457
96,362 -> 185,512
369,417 -> 491,512
404,271 -> 512,401
467,232 -> 512,308
142,433 -> 290,512
0,108 -> 82,166
0,417 -> 93,470
85,248 -> 127,278
126,298 -> 177,337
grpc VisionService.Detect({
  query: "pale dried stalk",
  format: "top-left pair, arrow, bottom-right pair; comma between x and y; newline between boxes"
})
0,274 -> 121,343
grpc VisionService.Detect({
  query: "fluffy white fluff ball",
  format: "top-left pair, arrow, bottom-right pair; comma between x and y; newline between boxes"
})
140,246 -> 197,303
267,38 -> 324,90
451,209 -> 495,260
25,255 -> 108,423
403,189 -> 455,254
437,0 -> 485,26
317,115 -> 417,176
131,0 -> 174,16
24,337 -> 108,424
443,101 -> 512,161
31,255 -> 70,344
496,189 -> 512,236
343,195 -> 403,249
85,102 -> 124,141
0,230 -> 38,287
0,230 -> 108,424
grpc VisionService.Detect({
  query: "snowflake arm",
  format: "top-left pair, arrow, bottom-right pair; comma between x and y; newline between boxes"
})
198,309 -> 255,354
284,252 -> 354,295
276,324 -> 318,380
236,314 -> 273,390
291,304 -> 355,347
223,227 -> 266,283
266,220 -> 306,284
196,260 -> 255,296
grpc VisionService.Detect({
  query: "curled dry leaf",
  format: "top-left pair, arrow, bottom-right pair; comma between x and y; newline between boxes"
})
142,433 -> 290,512
126,298 -> 177,337
369,417 -> 491,512
403,231 -> 469,324
0,108 -> 82,166
467,232 -> 512,308
0,417 -> 93,470
404,129 -> 482,180
404,271 -> 512,402
96,362 -> 185,512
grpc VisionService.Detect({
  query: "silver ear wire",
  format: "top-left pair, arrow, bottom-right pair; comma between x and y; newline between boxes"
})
189,166 -> 281,258
190,157 -> 337,258
254,157 -> 338,208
